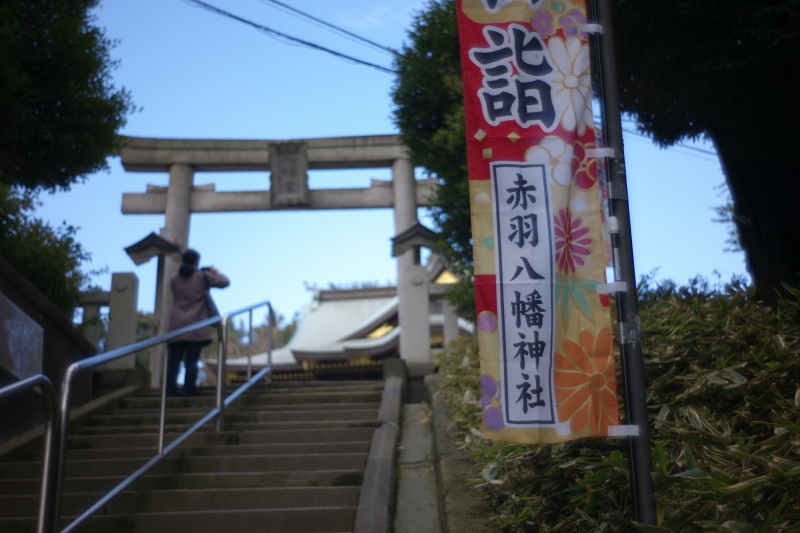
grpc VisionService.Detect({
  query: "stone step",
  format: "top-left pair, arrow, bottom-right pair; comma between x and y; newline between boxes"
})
0,452 -> 367,480
86,407 -> 379,426
36,440 -> 371,461
0,492 -> 105,518
113,400 -> 380,415
0,506 -> 360,533
178,453 -> 367,474
74,418 -> 379,435
237,427 -> 376,444
125,382 -> 380,395
67,430 -> 239,450
0,469 -> 363,496
118,389 -> 382,410
0,377 -> 388,533
66,426 -> 373,450
0,456 -> 180,480
113,485 -> 361,514
1,486 -> 361,518
124,506 -> 358,533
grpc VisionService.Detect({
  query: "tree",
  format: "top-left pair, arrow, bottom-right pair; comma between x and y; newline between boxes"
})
611,0 -> 800,297
392,0 -> 800,300
391,0 -> 475,314
0,0 -> 132,191
0,0 -> 132,313
0,184 -> 93,313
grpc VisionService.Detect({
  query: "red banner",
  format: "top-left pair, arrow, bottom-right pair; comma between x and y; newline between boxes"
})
457,0 -> 619,443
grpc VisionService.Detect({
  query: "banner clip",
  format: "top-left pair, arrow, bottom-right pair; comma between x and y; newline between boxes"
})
596,281 -> 626,294
607,425 -> 639,437
587,147 -> 615,158
578,23 -> 604,35
618,321 -> 642,344
607,216 -> 619,233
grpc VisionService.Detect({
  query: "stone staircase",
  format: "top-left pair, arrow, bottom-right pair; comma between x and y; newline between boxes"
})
0,380 -> 396,533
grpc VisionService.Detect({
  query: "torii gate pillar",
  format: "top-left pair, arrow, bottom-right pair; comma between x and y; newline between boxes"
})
392,157 -> 431,377
147,164 -> 194,387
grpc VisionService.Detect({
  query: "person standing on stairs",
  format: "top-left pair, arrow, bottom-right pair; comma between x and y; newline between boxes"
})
166,248 -> 230,396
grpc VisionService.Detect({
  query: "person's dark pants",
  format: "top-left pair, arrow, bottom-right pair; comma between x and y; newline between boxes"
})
167,341 -> 204,396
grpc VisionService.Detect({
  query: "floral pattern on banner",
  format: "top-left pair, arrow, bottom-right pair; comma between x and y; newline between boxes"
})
554,328 -> 619,435
554,208 -> 591,273
528,0 -> 589,39
548,37 -> 593,134
525,136 -> 573,186
481,374 -> 505,430
573,140 -> 598,190
554,275 -> 602,324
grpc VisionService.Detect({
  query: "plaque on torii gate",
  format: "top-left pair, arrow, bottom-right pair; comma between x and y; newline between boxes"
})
269,141 -> 309,207
116,133 -> 438,385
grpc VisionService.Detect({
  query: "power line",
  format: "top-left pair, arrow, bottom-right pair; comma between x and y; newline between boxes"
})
621,128 -> 717,157
182,0 -> 395,74
254,0 -> 396,57
596,113 -> 718,157
617,117 -> 717,156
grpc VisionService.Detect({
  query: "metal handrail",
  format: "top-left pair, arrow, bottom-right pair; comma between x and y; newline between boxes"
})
51,299 -> 274,533
0,374 -> 57,533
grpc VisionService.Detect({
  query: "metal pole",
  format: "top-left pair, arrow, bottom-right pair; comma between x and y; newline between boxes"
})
267,305 -> 274,381
590,0 -> 657,525
247,309 -> 253,380
0,375 -> 57,533
159,343 -> 169,454
53,365 -> 78,533
215,316 -> 229,432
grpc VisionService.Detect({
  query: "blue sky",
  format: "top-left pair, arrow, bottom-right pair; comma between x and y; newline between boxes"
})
35,0 -> 748,323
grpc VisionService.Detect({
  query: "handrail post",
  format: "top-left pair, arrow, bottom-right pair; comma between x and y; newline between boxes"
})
53,365 -> 79,533
215,315 -> 229,432
37,377 -> 58,533
267,304 -> 274,379
247,309 -> 253,380
159,343 -> 169,454
0,375 -> 57,533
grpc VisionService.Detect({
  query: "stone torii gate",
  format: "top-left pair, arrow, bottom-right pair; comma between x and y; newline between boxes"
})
118,134 -> 438,385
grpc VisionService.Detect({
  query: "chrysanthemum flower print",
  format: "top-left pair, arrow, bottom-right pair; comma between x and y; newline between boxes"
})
547,37 -> 593,134
554,208 -> 592,273
554,328 -> 619,435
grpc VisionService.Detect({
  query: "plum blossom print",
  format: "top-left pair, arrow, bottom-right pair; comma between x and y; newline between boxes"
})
547,37 -> 593,134
530,10 -> 554,38
554,328 -> 619,435
554,208 -> 591,273
559,8 -> 587,38
481,374 -> 505,430
525,136 -> 573,186
572,141 -> 598,190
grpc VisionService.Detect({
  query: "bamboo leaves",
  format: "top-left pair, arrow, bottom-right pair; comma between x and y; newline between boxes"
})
435,278 -> 800,531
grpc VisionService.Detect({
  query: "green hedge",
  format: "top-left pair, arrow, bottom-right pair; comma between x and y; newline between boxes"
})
435,279 -> 800,532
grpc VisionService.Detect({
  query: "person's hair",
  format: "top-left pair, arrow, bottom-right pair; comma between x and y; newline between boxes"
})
179,249 -> 200,278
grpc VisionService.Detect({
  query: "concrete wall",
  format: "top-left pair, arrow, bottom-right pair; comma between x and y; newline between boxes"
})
0,255 -> 96,443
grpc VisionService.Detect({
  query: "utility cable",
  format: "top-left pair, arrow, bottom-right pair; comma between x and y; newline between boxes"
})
621,128 -> 717,157
595,112 -> 718,158
254,0 -> 396,57
182,0 -> 395,74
